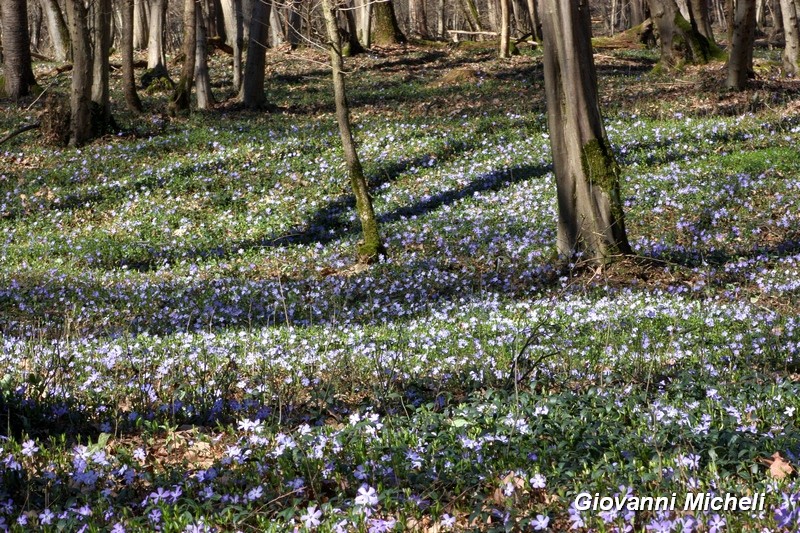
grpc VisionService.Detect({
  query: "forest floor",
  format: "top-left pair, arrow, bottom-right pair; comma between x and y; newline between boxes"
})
1,41 -> 800,531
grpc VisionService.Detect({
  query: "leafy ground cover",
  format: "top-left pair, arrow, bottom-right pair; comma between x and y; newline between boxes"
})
1,43 -> 800,531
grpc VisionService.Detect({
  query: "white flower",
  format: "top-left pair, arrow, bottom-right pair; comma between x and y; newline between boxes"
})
355,484 -> 379,507
300,505 -> 322,529
530,473 -> 546,489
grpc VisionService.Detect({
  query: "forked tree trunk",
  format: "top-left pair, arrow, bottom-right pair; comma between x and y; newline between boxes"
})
2,0 -> 38,99
170,0 -> 197,114
727,0 -> 756,88
91,0 -> 112,132
41,0 -> 71,61
121,0 -> 143,111
689,0 -> 716,39
540,0 -> 631,263
240,0 -> 271,108
499,0 -> 511,56
647,0 -> 722,67
195,2 -> 215,109
147,0 -> 168,68
320,0 -> 385,263
372,0 -> 405,44
66,0 -> 92,146
780,0 -> 800,74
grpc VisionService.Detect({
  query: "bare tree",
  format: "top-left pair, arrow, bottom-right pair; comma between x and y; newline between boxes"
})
540,0 -> 631,263
121,0 -> 144,111
321,0 -> 385,263
195,0 -> 215,109
65,0 -> 92,146
373,0 -> 406,44
40,0 -> 71,61
170,0 -> 198,114
91,0 -> 113,131
780,0 -> 800,75
240,0 -> 271,108
2,0 -> 38,100
727,0 -> 756,89
147,0 -> 168,70
219,0 -> 244,89
499,0 -> 511,56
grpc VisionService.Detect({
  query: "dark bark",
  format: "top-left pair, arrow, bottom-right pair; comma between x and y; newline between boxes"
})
727,0 -> 757,88
170,0 -> 198,114
372,0 -> 406,44
2,0 -> 38,99
343,0 -> 366,54
121,0 -> 144,111
526,0 -> 542,39
91,0 -> 112,131
688,0 -> 716,38
540,0 -> 631,263
66,0 -> 92,146
321,0 -> 385,263
240,0 -> 271,108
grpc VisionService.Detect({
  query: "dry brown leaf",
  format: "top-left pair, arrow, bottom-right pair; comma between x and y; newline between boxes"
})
758,452 -> 795,480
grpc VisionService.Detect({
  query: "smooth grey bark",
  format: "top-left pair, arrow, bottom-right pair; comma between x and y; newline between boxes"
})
195,2 -> 214,109
2,0 -> 38,99
689,0 -> 716,39
780,0 -> 800,74
219,0 -> 243,89
526,0 -> 542,40
500,0 -> 511,56
133,0 -> 148,48
65,0 -> 92,146
320,0 -> 385,263
647,0 -> 722,67
146,0 -> 168,69
240,0 -> 271,108
40,0 -> 70,61
540,0 -> 631,262
727,0 -> 756,88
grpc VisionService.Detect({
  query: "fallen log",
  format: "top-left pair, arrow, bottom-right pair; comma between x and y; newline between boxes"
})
0,123 -> 40,146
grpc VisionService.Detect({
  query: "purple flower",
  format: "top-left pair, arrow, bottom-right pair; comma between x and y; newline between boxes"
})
21,440 -> 38,457
708,514 -> 726,533
530,473 -> 546,489
532,514 -> 549,530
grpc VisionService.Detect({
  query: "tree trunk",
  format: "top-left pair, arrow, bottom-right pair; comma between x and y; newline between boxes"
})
91,0 -> 112,132
219,0 -> 243,88
170,0 -> 197,114
460,0 -> 484,32
342,0 -> 366,54
372,0 -> 405,44
40,0 -> 71,61
630,0 -> 647,26
287,0 -> 302,48
66,0 -> 92,146
360,0 -> 373,47
240,0 -> 271,108
121,0 -> 143,111
499,0 -> 511,56
133,0 -> 148,48
780,0 -> 800,74
526,0 -> 542,40
647,0 -> 722,67
2,0 -> 38,99
437,0 -> 446,38
769,0 -> 783,42
540,0 -> 631,263
195,1 -> 215,109
727,0 -> 756,88
688,0 -> 716,39
320,0 -> 385,263
409,0 -> 429,38
269,3 -> 284,46
147,0 -> 168,69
